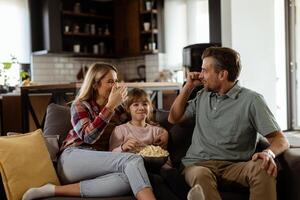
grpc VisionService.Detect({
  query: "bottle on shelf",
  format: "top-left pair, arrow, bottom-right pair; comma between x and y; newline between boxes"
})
73,24 -> 80,34
93,44 -> 99,54
73,2 -> 81,13
104,25 -> 110,36
84,24 -> 90,34
90,24 -> 96,35
99,42 -> 106,55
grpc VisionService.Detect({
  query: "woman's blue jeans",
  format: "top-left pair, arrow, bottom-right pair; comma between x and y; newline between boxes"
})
57,147 -> 151,197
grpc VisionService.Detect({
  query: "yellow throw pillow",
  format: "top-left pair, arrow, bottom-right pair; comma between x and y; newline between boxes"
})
0,129 -> 60,200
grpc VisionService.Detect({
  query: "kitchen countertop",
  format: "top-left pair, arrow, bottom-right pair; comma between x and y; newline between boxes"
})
20,82 -> 182,132
20,82 -> 182,90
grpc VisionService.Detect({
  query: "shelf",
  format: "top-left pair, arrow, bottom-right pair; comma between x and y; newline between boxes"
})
63,32 -> 113,38
62,10 -> 112,20
140,9 -> 158,14
141,29 -> 158,34
141,49 -> 159,54
57,51 -> 117,58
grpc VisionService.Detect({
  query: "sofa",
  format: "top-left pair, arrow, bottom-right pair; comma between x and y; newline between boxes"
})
1,103 -> 300,200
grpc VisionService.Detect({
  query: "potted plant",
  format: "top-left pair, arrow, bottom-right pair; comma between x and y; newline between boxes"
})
0,55 -> 29,93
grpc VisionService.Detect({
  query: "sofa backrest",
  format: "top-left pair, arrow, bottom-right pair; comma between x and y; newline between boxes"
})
155,110 -> 194,168
43,103 -> 72,146
42,105 -> 269,168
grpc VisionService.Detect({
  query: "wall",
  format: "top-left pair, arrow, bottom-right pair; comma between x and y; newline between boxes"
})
31,54 -> 161,84
221,0 -> 287,129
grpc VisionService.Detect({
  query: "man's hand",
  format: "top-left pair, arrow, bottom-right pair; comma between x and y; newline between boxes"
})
186,72 -> 203,88
252,151 -> 277,177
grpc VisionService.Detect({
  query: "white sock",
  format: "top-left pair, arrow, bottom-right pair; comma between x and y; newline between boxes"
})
187,184 -> 205,200
22,183 -> 55,200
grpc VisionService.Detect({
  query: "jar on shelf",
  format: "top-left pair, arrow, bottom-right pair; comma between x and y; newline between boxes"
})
145,0 -> 152,11
90,24 -> 96,35
74,3 -> 81,13
84,24 -> 90,34
73,25 -> 80,33
73,44 -> 80,53
93,44 -> 99,54
99,42 -> 106,55
64,25 -> 70,33
104,25 -> 110,35
143,22 -> 150,31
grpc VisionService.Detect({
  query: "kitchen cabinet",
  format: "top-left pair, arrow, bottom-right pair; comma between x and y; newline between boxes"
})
61,0 -> 114,56
114,0 -> 140,56
139,0 -> 164,54
29,0 -> 164,57
29,0 -> 62,53
114,0 -> 165,56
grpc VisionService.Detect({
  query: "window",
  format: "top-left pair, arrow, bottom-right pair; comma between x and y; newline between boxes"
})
287,0 -> 300,130
164,0 -> 209,70
0,0 -> 30,63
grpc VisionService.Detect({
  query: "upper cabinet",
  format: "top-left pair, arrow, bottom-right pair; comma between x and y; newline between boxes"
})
29,0 -> 164,57
139,0 -> 164,54
114,0 -> 140,57
61,0 -> 114,56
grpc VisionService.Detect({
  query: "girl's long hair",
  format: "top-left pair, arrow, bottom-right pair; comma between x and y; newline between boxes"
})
74,62 -> 117,103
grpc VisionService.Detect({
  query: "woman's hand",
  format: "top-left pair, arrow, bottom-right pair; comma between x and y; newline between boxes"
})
121,138 -> 144,153
106,84 -> 128,111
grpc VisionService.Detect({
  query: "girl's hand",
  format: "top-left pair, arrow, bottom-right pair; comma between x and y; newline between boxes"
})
122,138 -> 144,153
153,129 -> 168,149
106,84 -> 128,111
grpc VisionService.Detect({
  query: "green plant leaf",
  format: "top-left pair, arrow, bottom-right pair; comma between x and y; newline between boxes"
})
20,71 -> 29,79
2,62 -> 12,70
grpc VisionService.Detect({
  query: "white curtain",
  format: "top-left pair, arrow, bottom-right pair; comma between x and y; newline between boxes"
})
0,0 -> 31,63
164,0 -> 209,70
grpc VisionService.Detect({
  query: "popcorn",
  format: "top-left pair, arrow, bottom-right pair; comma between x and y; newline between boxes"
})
137,145 -> 169,157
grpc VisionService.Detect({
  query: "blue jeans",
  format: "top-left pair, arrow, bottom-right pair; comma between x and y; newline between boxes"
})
57,147 -> 151,197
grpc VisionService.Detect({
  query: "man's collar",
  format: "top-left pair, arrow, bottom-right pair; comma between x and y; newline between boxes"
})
225,81 -> 241,99
210,81 -> 241,99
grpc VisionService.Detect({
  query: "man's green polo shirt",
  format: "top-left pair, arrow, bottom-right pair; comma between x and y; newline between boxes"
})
182,82 -> 281,166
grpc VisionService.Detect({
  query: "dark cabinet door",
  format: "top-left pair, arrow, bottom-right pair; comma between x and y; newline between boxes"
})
114,0 -> 140,56
29,0 -> 62,53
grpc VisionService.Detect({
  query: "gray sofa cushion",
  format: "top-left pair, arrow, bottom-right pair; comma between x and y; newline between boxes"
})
43,103 -> 72,146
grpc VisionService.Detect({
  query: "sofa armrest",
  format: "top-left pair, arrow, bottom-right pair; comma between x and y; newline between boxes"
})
278,148 -> 300,200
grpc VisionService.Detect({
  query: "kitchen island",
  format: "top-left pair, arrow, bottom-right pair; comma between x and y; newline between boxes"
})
20,82 -> 181,133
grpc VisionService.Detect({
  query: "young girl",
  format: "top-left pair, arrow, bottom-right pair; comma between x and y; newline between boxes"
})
109,88 -> 168,154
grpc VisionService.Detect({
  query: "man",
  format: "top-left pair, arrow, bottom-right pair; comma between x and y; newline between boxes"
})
168,47 -> 290,200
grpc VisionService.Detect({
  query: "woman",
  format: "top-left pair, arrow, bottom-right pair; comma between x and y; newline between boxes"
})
22,63 -> 156,200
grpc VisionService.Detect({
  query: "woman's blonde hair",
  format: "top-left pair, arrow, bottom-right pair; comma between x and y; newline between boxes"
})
125,88 -> 153,121
75,62 -> 117,102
